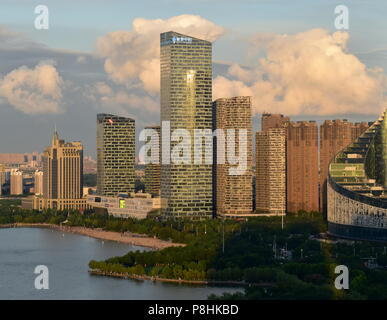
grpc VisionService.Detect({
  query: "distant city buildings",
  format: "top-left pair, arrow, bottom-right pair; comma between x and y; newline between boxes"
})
97,114 -> 135,197
255,128 -> 286,215
0,152 -> 42,168
160,31 -> 213,219
0,164 -> 5,195
213,96 -> 253,216
83,156 -> 97,174
10,169 -> 23,195
10,30 -> 374,222
34,170 -> 43,195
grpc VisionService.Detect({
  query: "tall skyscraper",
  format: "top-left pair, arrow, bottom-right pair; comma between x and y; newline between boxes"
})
0,164 -> 5,195
261,113 -> 290,132
97,114 -> 135,197
287,121 -> 319,213
213,96 -> 253,216
34,170 -> 43,195
10,169 -> 23,195
320,120 -> 369,212
256,128 -> 286,214
42,131 -> 84,210
160,31 -> 213,218
144,125 -> 161,197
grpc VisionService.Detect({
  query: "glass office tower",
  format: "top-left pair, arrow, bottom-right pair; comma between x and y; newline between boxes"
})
160,31 -> 213,218
97,113 -> 135,196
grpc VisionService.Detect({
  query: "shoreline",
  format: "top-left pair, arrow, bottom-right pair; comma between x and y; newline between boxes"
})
89,269 -> 249,288
0,223 -> 185,250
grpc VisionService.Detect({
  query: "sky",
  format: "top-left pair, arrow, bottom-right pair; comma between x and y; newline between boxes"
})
0,0 -> 386,157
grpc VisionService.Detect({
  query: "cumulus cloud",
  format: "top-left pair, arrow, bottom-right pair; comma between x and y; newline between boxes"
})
214,29 -> 387,116
0,62 -> 64,114
96,14 -> 225,95
86,81 -> 158,116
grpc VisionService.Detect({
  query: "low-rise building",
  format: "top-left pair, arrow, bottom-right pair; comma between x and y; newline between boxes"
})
21,195 -> 91,211
86,192 -> 164,219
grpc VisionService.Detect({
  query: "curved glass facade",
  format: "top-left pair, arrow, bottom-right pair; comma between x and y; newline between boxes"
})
327,110 -> 387,241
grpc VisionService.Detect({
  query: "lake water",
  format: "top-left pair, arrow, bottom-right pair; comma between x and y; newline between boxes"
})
0,227 -> 242,300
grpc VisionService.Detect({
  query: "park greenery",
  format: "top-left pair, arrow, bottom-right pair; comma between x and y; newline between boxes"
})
1,198 -> 387,299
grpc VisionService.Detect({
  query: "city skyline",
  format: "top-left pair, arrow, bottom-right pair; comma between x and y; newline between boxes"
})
0,1 -> 386,156
1,1 -> 387,302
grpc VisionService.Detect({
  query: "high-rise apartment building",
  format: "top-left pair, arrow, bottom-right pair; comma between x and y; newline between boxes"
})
320,120 -> 369,212
256,128 -> 286,214
213,96 -> 253,216
34,170 -> 43,195
144,125 -> 161,196
10,169 -> 23,195
160,31 -> 213,218
287,121 -> 319,213
97,114 -> 135,197
261,113 -> 290,132
0,164 -> 5,195
41,131 -> 84,210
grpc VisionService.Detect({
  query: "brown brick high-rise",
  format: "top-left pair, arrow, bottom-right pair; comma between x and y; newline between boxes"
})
213,96 -> 253,216
144,125 -> 161,196
262,113 -> 290,132
287,121 -> 319,213
256,128 -> 286,214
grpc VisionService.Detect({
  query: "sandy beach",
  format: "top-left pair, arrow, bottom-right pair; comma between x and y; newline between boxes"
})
0,223 -> 185,250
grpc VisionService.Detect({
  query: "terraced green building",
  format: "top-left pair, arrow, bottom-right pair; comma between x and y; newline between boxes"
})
328,110 -> 387,241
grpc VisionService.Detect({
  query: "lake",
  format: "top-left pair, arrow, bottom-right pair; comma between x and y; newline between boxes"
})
0,227 -> 242,300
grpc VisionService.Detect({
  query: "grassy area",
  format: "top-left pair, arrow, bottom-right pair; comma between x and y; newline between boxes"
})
1,202 -> 387,299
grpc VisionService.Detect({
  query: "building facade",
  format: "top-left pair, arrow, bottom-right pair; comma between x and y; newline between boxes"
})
320,120 -> 369,212
213,96 -> 253,216
0,164 -> 5,195
34,170 -> 43,195
261,113 -> 290,132
144,125 -> 161,196
328,111 -> 387,241
256,128 -> 286,214
40,131 -> 85,210
160,31 -> 213,218
10,169 -> 23,195
87,193 -> 163,220
97,114 -> 135,196
287,121 -> 319,213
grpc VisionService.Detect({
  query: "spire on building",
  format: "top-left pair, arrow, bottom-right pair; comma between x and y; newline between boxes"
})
52,128 -> 59,147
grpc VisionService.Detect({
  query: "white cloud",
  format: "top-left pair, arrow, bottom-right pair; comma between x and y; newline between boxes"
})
86,82 -> 158,117
214,29 -> 387,116
96,14 -> 225,96
0,62 -> 64,114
